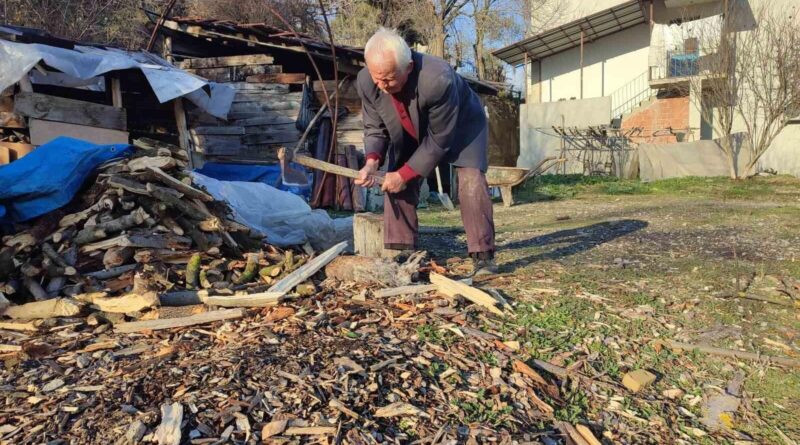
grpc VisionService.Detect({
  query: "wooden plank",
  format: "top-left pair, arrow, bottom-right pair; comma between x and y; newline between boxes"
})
244,123 -> 298,134
81,233 -> 191,253
191,135 -> 243,155
15,92 -> 126,130
178,54 -> 274,69
268,241 -> 348,295
111,77 -> 123,108
203,292 -> 283,308
29,119 -> 128,146
115,308 -> 244,333
230,100 -> 301,113
233,91 -> 303,103
3,298 -> 83,320
229,82 -> 291,92
242,131 -> 302,145
236,115 -> 298,126
246,73 -> 305,84
189,126 -> 245,136
429,272 -> 507,316
0,112 -> 26,128
186,65 -> 282,83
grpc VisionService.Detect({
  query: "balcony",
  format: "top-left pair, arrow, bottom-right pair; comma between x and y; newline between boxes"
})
649,49 -> 701,89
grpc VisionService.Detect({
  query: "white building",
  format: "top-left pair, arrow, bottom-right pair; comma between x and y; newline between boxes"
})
494,0 -> 800,178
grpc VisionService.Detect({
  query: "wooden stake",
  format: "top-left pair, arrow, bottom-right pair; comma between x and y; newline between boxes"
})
268,241 -> 348,295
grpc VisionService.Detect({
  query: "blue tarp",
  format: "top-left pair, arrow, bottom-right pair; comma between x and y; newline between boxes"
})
0,137 -> 132,223
195,162 -> 313,200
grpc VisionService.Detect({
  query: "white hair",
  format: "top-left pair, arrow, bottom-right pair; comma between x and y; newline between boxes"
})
364,27 -> 412,72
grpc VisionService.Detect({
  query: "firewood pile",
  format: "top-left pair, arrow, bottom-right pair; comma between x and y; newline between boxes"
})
0,137 -> 313,324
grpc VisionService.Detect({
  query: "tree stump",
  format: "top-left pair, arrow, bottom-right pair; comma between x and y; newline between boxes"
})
353,213 -> 384,258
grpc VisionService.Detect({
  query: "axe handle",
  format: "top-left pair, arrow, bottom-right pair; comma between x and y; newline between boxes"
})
294,154 -> 384,185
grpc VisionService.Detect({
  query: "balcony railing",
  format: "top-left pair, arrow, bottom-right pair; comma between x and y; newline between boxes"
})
650,49 -> 700,82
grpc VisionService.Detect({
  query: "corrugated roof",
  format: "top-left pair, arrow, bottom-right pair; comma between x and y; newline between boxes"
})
493,0 -> 648,66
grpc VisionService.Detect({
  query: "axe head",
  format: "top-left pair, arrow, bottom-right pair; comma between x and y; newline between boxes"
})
277,147 -> 310,188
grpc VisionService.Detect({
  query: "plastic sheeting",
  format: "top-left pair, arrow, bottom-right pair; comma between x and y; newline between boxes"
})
0,38 -> 234,119
194,162 -> 313,200
191,173 -> 352,250
0,137 -> 132,223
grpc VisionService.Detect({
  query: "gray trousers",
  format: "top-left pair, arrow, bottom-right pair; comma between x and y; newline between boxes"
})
383,167 -> 495,254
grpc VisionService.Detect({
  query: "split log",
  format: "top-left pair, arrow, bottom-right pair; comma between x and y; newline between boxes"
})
268,241 -> 348,295
108,176 -> 150,195
144,167 -> 212,201
3,298 -> 83,319
234,254 -> 258,284
429,272 -> 507,316
0,320 -> 42,331
147,183 -> 208,220
103,247 -> 134,269
90,291 -> 159,314
115,308 -> 244,333
128,156 -> 176,172
658,339 -> 800,368
74,208 -> 149,244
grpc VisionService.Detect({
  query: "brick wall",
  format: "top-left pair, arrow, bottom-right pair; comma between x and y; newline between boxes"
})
621,95 -> 690,144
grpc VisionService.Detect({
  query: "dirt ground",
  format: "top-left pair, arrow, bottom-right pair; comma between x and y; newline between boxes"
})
419,175 -> 800,444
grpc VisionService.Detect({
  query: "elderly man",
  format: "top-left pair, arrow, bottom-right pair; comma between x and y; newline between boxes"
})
354,28 -> 496,275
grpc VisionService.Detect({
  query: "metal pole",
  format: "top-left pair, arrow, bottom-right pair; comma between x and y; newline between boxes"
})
580,31 -> 585,99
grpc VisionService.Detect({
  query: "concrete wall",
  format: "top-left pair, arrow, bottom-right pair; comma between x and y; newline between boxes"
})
537,24 -> 651,104
519,97 -> 612,172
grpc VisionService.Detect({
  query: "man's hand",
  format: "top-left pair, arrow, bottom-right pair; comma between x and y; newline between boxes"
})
381,171 -> 406,194
354,158 -> 380,188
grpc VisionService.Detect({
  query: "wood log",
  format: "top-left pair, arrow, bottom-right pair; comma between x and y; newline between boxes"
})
14,92 -> 126,130
144,167 -> 213,201
234,254 -> 258,284
3,298 -> 83,319
24,277 -> 49,301
268,241 -> 348,295
185,254 -> 201,289
176,217 -> 209,251
81,233 -> 191,253
658,340 -> 800,368
114,308 -> 244,333
325,255 -> 415,287
0,320 -> 42,331
75,208 -> 149,244
353,213 -> 385,258
85,264 -> 137,280
429,273 -> 507,316
159,290 -> 202,306
132,138 -> 188,161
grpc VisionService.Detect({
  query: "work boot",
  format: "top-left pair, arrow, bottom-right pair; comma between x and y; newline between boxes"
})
470,251 -> 498,276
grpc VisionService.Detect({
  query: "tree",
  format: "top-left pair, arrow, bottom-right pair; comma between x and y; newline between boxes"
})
329,0 -> 382,47
687,2 -> 800,178
188,0 -> 322,36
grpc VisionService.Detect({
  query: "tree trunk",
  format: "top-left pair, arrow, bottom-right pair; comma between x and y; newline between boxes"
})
429,27 -> 446,58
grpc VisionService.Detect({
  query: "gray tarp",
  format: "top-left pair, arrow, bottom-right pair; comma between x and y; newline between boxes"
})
0,37 -> 234,119
638,133 -> 753,181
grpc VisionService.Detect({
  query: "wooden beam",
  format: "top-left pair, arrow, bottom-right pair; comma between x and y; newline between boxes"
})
114,308 -> 244,333
178,54 -> 274,69
579,30 -> 585,100
29,119 -> 129,146
15,92 -> 127,130
111,77 -> 123,108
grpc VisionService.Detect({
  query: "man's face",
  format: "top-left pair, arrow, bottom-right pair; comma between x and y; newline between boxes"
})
366,51 -> 412,95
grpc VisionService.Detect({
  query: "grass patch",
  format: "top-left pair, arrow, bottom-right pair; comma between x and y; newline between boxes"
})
451,389 -> 514,427
416,324 -> 457,346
